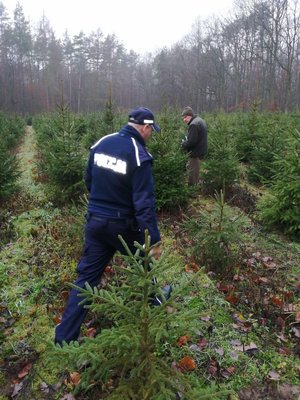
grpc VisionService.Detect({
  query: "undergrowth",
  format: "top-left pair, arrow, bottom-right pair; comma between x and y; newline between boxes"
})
0,115 -> 299,400
1,196 -> 299,399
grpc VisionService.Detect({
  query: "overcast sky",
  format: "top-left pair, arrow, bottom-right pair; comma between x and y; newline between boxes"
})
6,0 -> 234,54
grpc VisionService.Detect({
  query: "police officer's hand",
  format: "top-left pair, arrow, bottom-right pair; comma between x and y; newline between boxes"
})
149,243 -> 161,260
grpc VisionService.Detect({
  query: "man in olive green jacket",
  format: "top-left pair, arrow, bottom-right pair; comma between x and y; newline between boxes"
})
181,106 -> 208,186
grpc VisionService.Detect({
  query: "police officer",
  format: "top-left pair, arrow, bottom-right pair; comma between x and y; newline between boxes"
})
55,107 -> 161,345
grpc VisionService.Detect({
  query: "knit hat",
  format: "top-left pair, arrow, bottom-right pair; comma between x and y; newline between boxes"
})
128,107 -> 160,132
181,106 -> 194,117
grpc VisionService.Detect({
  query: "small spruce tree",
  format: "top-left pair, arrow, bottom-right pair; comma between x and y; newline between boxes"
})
235,100 -> 261,163
0,141 -> 20,198
247,115 -> 286,185
257,130 -> 300,238
82,93 -> 117,149
183,190 -> 247,275
51,232 -> 206,399
0,113 -> 23,198
201,115 -> 240,195
35,104 -> 86,204
148,108 -> 192,209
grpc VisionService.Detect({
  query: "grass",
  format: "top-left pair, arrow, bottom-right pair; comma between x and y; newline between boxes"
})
0,128 -> 299,399
16,126 -> 47,204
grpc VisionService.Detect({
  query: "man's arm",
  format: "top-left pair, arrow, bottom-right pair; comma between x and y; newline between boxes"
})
131,161 -> 161,246
84,150 -> 94,192
182,125 -> 199,151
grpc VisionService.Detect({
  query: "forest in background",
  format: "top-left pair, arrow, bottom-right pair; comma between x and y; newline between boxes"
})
1,0 -> 300,115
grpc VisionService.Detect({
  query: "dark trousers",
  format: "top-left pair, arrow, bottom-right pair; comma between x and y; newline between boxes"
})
187,157 -> 201,186
55,214 -> 143,344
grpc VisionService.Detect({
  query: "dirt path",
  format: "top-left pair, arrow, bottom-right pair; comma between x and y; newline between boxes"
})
16,125 -> 46,203
17,126 -> 35,188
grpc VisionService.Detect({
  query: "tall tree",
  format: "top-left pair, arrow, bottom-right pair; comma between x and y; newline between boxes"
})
0,2 -> 12,110
11,2 -> 32,114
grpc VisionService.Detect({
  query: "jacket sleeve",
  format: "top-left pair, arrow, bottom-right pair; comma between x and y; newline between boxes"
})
85,150 -> 94,192
131,161 -> 161,245
182,124 -> 199,151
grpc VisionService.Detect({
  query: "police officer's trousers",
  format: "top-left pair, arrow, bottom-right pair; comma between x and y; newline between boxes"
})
55,213 -> 143,344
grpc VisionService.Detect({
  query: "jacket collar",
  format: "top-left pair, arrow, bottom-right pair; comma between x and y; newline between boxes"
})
120,124 -> 146,146
188,115 -> 196,125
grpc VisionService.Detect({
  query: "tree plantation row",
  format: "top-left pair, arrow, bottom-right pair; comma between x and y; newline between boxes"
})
1,106 -> 299,239
1,0 -> 300,115
0,106 -> 299,399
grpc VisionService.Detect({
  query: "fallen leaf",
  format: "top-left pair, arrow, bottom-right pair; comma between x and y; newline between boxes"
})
4,328 -> 14,336
171,360 -> 180,371
178,356 -> 196,371
276,333 -> 288,342
53,315 -> 62,324
234,313 -> 246,322
11,382 -> 23,397
60,291 -> 69,300
283,291 -> 293,301
177,335 -> 190,347
184,264 -> 192,272
245,342 -> 258,350
262,256 -> 273,263
166,306 -> 175,314
215,347 -> 224,356
103,378 -> 114,390
283,303 -> 295,312
104,266 -> 114,274
208,359 -> 219,376
225,293 -> 239,305
40,382 -> 49,393
231,322 -> 252,332
198,337 -> 208,350
276,316 -> 285,328
258,277 -> 269,284
189,344 -> 201,352
278,347 -> 292,356
268,370 -> 280,380
60,394 -> 76,400
259,318 -> 267,326
233,342 -> 258,353
230,339 -> 242,346
271,296 -> 282,307
263,261 -> 277,269
291,327 -> 300,338
86,327 -> 97,338
216,282 -> 234,293
221,366 -> 235,378
191,262 -> 199,272
244,257 -> 256,267
51,382 -> 62,391
70,372 -> 81,385
229,351 -> 239,360
18,363 -> 32,379
100,276 -> 108,287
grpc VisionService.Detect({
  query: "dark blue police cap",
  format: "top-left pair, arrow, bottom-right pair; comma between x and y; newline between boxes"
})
128,107 -> 161,132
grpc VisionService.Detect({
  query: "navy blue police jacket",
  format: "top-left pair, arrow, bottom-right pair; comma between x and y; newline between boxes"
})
85,124 -> 161,245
